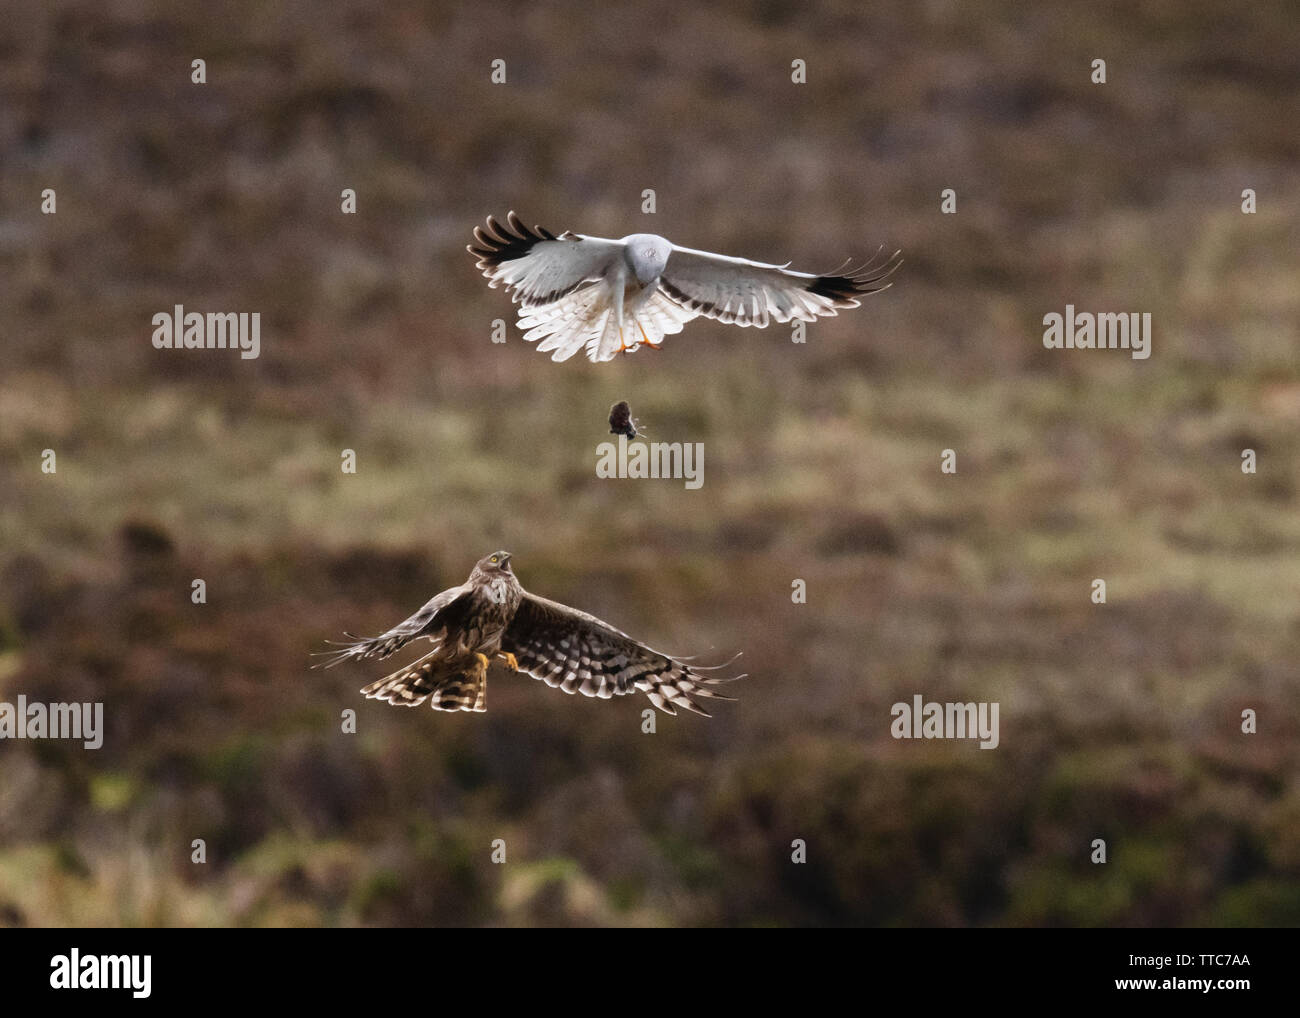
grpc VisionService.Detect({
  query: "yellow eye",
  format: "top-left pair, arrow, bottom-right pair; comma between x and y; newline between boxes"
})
490,556 -> 498,563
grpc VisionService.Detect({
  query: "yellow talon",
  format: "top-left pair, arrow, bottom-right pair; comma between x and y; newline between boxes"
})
498,652 -> 519,671
637,321 -> 660,350
474,652 -> 491,673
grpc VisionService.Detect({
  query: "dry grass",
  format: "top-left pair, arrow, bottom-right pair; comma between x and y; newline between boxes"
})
0,0 -> 1297,926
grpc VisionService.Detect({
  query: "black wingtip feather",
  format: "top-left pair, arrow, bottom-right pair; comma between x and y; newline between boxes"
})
807,247 -> 903,305
469,211 -> 567,272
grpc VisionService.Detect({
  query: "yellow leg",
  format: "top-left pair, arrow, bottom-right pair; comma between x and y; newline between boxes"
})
473,652 -> 491,675
637,321 -> 660,350
497,652 -> 519,671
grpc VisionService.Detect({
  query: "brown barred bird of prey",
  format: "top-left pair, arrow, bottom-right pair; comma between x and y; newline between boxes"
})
469,211 -> 901,363
316,551 -> 744,716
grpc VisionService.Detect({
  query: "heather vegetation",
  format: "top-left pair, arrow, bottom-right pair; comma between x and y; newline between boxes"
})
0,0 -> 1297,926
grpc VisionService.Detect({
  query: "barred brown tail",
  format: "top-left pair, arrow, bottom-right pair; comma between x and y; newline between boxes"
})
360,650 -> 489,712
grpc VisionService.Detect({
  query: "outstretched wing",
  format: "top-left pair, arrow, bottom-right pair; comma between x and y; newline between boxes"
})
659,243 -> 901,328
468,211 -> 624,310
500,592 -> 744,716
315,584 -> 474,669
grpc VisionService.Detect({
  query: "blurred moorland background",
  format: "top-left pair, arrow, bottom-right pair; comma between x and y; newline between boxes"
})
1,0 -> 1298,927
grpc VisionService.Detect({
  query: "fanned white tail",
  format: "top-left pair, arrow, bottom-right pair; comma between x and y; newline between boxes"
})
518,286 -> 698,363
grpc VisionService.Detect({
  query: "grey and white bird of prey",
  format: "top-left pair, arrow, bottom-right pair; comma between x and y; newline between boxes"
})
469,212 -> 901,363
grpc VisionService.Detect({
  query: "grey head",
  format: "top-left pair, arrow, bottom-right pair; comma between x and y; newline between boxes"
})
622,233 -> 672,287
